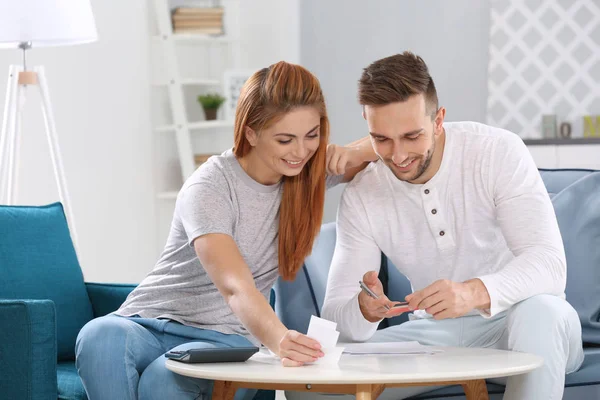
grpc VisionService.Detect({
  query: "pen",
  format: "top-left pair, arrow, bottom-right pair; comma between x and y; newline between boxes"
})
359,281 -> 410,312
359,280 -> 391,310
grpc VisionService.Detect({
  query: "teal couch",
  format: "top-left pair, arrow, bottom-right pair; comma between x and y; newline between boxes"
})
0,203 -> 275,400
0,283 -> 136,400
0,202 -> 137,400
275,168 -> 600,400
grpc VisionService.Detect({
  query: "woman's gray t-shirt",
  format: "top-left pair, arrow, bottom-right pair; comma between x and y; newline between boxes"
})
116,149 -> 342,343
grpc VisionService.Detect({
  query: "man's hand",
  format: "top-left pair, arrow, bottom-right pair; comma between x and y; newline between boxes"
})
358,271 -> 407,322
405,279 -> 491,320
326,144 -> 364,176
278,330 -> 324,367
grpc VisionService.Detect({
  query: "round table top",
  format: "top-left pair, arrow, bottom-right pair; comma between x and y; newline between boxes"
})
165,346 -> 543,385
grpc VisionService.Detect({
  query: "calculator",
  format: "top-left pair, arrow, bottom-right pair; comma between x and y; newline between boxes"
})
165,346 -> 259,363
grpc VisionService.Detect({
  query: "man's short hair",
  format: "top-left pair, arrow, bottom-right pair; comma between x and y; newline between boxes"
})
358,51 -> 439,118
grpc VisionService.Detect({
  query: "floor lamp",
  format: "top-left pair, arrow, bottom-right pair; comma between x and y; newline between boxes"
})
0,0 -> 97,250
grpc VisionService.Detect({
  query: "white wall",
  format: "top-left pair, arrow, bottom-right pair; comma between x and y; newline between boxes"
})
300,0 -> 491,222
238,0 -> 300,66
0,0 -> 156,283
0,0 -> 300,283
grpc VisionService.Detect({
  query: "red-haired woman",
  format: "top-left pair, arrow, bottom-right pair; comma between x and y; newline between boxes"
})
75,61 -> 376,400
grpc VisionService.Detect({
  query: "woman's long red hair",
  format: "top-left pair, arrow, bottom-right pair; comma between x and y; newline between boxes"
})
233,62 -> 328,281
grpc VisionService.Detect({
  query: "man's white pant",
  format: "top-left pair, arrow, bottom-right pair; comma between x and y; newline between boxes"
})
286,295 -> 584,400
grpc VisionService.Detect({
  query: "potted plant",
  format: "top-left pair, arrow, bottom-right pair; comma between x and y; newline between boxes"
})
197,93 -> 226,121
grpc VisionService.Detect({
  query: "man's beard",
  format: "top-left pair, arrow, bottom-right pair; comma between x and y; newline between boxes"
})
388,139 -> 436,183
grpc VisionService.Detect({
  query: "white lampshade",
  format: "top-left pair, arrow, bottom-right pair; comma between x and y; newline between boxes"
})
0,0 -> 98,49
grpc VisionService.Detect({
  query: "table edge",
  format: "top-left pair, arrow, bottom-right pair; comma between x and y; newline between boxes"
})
165,358 -> 544,385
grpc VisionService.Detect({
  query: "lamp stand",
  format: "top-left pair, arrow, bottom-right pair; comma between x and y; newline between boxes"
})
0,51 -> 79,251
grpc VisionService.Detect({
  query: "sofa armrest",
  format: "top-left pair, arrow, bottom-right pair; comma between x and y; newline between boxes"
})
85,282 -> 137,318
0,299 -> 57,400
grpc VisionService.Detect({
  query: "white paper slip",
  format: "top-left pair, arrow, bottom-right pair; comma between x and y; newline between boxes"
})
308,315 -> 338,331
307,326 -> 340,349
306,315 -> 340,349
342,341 -> 443,355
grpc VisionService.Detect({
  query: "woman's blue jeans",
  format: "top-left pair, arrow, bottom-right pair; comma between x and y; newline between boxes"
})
75,314 -> 259,400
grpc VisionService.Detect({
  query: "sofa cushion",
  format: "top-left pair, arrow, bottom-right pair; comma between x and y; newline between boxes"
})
274,223 -> 337,333
384,257 -> 413,326
0,203 -> 94,360
549,172 -> 600,344
57,361 -> 87,400
300,222 -> 337,312
565,347 -> 600,387
85,282 -> 137,318
539,169 -> 598,197
0,299 -> 57,400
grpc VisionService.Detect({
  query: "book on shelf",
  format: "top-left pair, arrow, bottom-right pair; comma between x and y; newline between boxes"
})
174,20 -> 223,28
172,7 -> 224,16
173,15 -> 223,22
173,27 -> 223,35
171,6 -> 224,34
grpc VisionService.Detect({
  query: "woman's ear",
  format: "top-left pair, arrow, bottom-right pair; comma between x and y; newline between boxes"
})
245,126 -> 258,146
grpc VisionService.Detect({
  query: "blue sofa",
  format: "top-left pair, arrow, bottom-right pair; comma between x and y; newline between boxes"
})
2,168 -> 598,400
0,203 -> 137,400
0,203 -> 275,400
275,168 -> 600,400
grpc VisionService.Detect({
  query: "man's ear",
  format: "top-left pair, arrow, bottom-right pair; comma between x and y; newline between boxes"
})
434,107 -> 446,136
362,106 -> 366,120
245,126 -> 258,146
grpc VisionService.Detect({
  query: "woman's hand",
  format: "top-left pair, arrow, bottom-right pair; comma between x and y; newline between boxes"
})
326,137 -> 378,182
326,144 -> 363,176
278,330 -> 324,367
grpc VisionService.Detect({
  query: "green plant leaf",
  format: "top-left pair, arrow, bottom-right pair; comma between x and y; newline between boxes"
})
197,93 -> 226,109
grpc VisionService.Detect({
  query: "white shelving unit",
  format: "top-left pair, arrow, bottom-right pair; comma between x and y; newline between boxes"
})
154,120 -> 234,133
152,78 -> 221,87
151,0 -> 239,200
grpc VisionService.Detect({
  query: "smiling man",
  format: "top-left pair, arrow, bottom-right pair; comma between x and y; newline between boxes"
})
318,52 -> 584,400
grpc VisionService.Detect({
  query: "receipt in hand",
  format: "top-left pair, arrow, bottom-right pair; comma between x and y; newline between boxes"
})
306,315 -> 344,364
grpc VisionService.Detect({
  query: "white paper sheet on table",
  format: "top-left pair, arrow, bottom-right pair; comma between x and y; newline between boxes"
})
342,341 -> 443,355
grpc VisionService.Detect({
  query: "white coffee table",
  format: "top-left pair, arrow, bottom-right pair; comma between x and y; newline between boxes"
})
166,346 -> 543,400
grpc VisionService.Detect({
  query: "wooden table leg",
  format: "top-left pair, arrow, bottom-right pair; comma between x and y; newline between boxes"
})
356,384 -> 372,400
461,379 -> 489,400
371,384 -> 385,400
213,380 -> 236,400
355,384 -> 386,400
